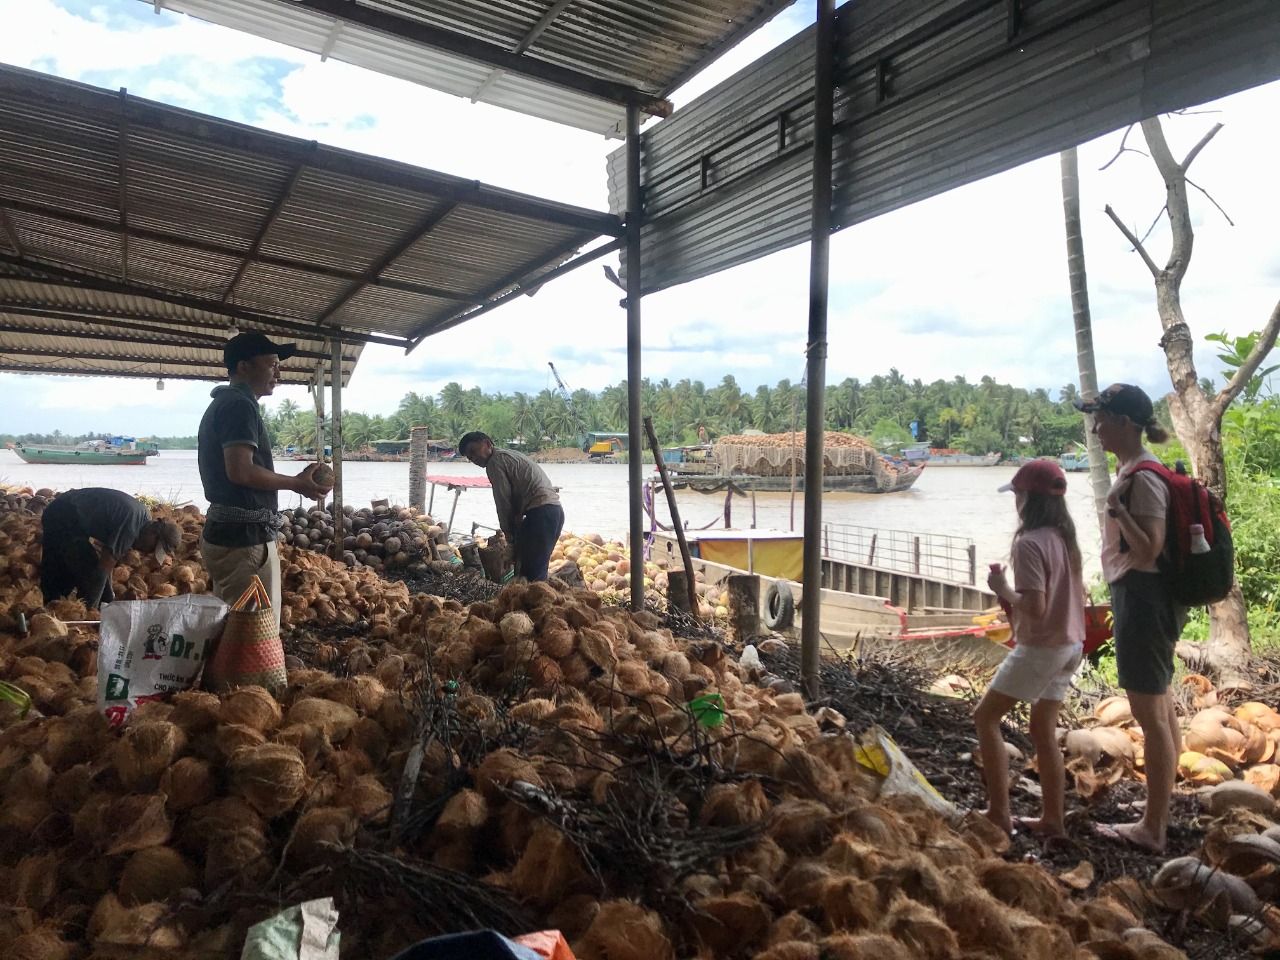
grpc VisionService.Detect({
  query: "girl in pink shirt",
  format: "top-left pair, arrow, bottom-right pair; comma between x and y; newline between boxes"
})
975,460 -> 1085,839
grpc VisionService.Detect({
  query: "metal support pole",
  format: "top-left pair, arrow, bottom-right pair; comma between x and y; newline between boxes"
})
311,377 -> 326,511
625,102 -> 645,611
329,338 -> 344,562
800,0 -> 836,700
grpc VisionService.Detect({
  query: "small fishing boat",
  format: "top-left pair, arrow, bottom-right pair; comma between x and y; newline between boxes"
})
1059,447 -> 1090,472
919,449 -> 1002,466
11,437 -> 158,466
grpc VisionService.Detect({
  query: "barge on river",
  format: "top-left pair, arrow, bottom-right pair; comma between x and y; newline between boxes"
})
10,437 -> 158,465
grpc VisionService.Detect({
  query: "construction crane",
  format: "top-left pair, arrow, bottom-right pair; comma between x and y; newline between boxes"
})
548,362 -> 589,449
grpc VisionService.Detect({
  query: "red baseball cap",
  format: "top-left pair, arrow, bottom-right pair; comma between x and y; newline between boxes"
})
998,459 -> 1068,496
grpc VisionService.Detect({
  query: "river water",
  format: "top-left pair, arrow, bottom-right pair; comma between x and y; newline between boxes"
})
0,449 -> 1106,580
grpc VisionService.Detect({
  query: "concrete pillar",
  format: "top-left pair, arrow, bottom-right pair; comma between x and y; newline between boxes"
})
409,425 -> 429,512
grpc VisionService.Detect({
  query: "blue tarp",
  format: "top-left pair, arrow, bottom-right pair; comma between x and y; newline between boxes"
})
390,931 -> 542,960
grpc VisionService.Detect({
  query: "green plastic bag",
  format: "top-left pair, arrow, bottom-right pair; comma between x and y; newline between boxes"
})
241,898 -> 340,960
690,692 -> 726,729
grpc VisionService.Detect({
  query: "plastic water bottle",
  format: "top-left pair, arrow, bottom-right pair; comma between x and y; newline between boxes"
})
1189,523 -> 1211,555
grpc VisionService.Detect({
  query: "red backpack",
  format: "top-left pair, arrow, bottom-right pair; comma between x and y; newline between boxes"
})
1123,461 -> 1234,606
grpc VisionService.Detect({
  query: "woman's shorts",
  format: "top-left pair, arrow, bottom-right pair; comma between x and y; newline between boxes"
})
990,642 -> 1083,702
1110,570 -> 1186,695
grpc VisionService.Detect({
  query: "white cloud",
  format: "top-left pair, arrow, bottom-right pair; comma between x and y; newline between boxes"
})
0,0 -> 1276,437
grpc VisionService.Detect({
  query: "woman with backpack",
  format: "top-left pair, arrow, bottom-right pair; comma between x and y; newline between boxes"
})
975,460 -> 1084,840
1075,383 -> 1184,853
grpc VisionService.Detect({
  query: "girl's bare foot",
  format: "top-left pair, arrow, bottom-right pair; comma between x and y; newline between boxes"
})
1014,816 -> 1066,840
981,808 -> 1013,835
1095,821 -> 1164,854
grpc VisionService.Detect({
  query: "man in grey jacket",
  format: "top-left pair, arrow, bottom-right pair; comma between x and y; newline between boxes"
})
40,488 -> 181,608
459,431 -> 563,581
198,332 -> 330,623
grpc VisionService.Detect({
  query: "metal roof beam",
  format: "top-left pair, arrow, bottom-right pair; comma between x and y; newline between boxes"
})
0,254 -> 410,348
315,202 -> 458,327
118,88 -> 131,284
0,199 -> 477,303
0,314 -> 335,362
407,235 -> 622,346
468,0 -> 576,103
284,0 -> 671,117
0,66 -> 623,238
0,344 -> 339,371
0,208 -> 22,258
222,144 -> 316,304
0,361 -> 321,384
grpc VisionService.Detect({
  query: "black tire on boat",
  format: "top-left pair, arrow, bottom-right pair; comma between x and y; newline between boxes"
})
763,582 -> 795,630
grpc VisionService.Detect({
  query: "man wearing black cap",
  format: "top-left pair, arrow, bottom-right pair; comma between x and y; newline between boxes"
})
198,333 -> 330,624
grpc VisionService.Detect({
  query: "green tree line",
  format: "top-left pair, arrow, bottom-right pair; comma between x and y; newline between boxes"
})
263,369 -> 1090,457
0,432 -> 197,448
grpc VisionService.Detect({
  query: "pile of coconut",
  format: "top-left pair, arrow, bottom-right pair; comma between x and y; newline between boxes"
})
0,488 -> 1262,959
277,502 -> 460,573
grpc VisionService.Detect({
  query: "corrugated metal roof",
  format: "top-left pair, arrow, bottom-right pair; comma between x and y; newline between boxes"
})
609,0 -> 1280,293
150,0 -> 799,137
0,63 -> 620,381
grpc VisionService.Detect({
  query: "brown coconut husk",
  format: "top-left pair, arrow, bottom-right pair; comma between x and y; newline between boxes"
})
184,797 -> 266,850
339,774 -> 392,823
219,686 -> 283,732
112,720 -> 186,791
768,911 -> 822,946
499,611 -> 535,644
474,748 -> 542,801
90,893 -> 185,950
574,900 -> 674,960
50,762 -> 97,814
288,806 -> 358,867
348,716 -> 390,764
71,793 -> 114,848
274,722 -> 334,774
159,756 -> 216,812
780,860 -> 835,912
976,860 -> 1069,923
687,892 -> 773,954
286,698 -> 358,741
351,676 -> 386,715
769,798 -> 835,854
11,927 -> 76,960
726,836 -> 788,883
212,722 -> 267,759
939,887 -> 1019,956
227,743 -> 308,817
327,746 -> 375,784
434,788 -> 489,840
8,852 -> 60,911
536,623 -> 576,659
104,795 -> 171,855
820,875 -> 881,931
42,708 -> 109,771
511,821 -> 593,907
820,933 -> 913,960
168,690 -> 223,736
203,825 -> 271,889
700,779 -> 772,828
883,896 -> 959,960
374,654 -> 405,689
755,943 -> 821,960
118,846 -> 196,905
510,698 -> 557,724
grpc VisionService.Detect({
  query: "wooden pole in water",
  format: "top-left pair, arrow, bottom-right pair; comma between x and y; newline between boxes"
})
644,415 -> 699,619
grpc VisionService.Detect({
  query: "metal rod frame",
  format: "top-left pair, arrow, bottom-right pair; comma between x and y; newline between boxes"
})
0,254 -> 408,348
800,0 -> 836,699
278,0 -> 671,117
625,103 -> 644,610
330,335 -> 344,562
117,88 -> 131,284
405,236 -> 622,347
222,145 -> 316,304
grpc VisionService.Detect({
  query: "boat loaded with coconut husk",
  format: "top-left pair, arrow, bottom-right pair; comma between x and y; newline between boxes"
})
667,430 -> 924,494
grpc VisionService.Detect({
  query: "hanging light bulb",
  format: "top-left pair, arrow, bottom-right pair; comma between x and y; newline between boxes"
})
156,378 -> 165,391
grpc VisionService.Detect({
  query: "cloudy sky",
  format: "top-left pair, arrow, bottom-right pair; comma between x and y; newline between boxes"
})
1,0 -> 1277,435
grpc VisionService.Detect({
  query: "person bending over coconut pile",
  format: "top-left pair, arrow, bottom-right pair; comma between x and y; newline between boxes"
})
975,460 -> 1084,841
199,333 -> 330,625
459,431 -> 563,582
40,487 -> 181,609
1076,383 -> 1182,853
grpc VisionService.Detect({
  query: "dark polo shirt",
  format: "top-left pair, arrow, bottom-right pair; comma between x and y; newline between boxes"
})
197,382 -> 276,548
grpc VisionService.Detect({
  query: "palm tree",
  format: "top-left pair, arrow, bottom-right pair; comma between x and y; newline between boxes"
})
1060,146 -> 1110,534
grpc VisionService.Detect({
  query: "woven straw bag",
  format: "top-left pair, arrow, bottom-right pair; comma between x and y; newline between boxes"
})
203,576 -> 286,693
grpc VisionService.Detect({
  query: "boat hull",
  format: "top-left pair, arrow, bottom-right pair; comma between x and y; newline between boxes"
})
920,452 -> 1002,466
719,469 -> 923,493
13,446 -> 149,465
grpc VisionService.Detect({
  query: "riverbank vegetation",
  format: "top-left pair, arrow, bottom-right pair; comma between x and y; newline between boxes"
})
263,369 -> 1090,457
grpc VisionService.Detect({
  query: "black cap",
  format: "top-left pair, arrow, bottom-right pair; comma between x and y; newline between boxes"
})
1073,383 -> 1155,425
224,332 -> 296,372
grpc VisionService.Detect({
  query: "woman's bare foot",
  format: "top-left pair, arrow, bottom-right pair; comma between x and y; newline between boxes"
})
1095,821 -> 1164,854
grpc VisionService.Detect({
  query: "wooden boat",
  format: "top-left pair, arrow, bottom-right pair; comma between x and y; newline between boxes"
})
1059,450 -> 1090,471
11,439 -> 157,465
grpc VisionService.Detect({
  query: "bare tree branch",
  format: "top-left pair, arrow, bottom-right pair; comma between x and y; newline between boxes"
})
1098,123 -> 1148,171
1185,177 -> 1235,226
1104,204 -> 1161,277
1180,122 -> 1225,173
1138,204 -> 1169,246
1212,298 -> 1280,420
